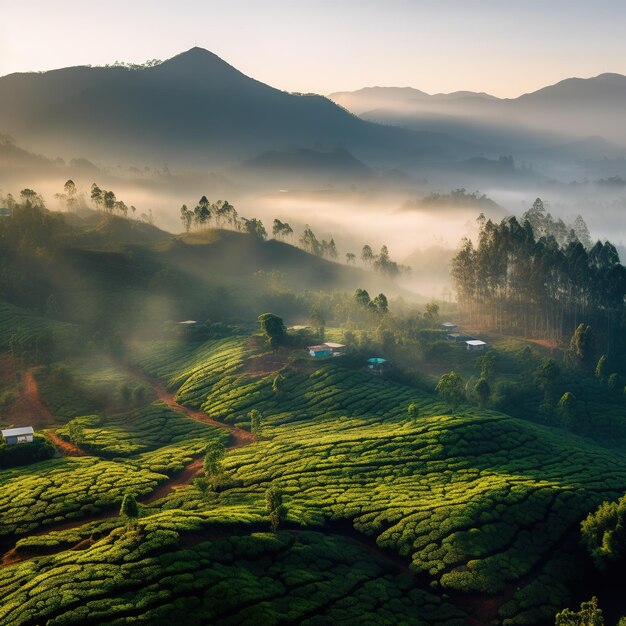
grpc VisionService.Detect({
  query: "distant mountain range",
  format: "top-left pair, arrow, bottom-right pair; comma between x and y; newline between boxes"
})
2,49 -> 626,193
0,48 -> 474,169
329,74 -> 626,152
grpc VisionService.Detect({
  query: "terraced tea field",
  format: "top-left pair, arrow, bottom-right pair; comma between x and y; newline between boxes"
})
1,334 -> 626,625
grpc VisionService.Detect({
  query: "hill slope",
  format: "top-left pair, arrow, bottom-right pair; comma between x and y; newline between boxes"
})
0,48 -> 474,168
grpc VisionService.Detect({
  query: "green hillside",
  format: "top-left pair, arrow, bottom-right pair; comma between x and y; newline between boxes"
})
1,331 -> 626,625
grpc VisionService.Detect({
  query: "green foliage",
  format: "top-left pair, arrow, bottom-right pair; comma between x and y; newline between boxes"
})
248,409 -> 263,435
555,597 -> 603,626
203,440 -> 226,487
407,402 -> 419,419
0,436 -> 55,469
436,371 -> 465,406
257,313 -> 286,349
265,485 -> 286,532
569,324 -> 594,366
56,402 -> 225,457
557,392 -> 578,430
120,492 -> 139,525
474,377 -> 491,408
595,355 -> 607,379
581,496 -> 626,570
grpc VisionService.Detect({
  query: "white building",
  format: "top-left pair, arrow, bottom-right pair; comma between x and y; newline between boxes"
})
2,426 -> 34,445
465,339 -> 487,351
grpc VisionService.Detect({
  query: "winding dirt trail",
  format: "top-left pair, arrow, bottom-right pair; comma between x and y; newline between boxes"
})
0,363 -> 258,568
155,386 -> 255,449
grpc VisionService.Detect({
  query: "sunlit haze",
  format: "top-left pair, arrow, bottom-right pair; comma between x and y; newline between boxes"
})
3,0 -> 626,96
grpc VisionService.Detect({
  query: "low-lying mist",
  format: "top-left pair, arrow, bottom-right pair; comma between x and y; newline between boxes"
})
3,151 -> 625,302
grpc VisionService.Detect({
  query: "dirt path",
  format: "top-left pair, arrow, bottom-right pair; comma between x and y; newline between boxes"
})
155,386 -> 255,448
15,367 -> 56,428
0,364 -> 257,568
45,430 -> 86,457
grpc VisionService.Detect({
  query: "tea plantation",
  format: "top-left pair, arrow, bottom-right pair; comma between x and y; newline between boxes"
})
2,333 -> 626,624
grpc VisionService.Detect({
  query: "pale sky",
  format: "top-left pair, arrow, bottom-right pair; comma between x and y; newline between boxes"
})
1,0 -> 626,97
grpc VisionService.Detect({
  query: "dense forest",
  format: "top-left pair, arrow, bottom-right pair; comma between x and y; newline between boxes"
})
452,199 -> 626,363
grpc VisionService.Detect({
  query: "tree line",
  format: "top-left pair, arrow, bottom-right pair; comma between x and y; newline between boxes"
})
451,200 -> 626,354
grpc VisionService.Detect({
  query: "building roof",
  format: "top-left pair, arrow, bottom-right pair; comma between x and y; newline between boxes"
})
178,320 -> 197,325
2,426 -> 34,437
465,340 -> 487,346
308,345 -> 331,351
289,325 -> 310,331
324,342 -> 346,349
442,322 -> 457,327
367,357 -> 387,364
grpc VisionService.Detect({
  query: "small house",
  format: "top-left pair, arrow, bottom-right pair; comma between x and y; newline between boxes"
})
308,345 -> 332,358
447,333 -> 474,343
367,357 -> 387,372
1,426 -> 34,445
324,342 -> 346,356
0,208 -> 11,218
178,320 -> 198,327
466,339 -> 487,351
441,322 -> 458,332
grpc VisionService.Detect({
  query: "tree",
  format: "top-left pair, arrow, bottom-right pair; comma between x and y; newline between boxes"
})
120,493 -> 139,528
272,219 -> 293,240
474,378 -> 491,408
242,218 -> 267,239
258,313 -> 286,349
595,355 -> 607,380
573,215 -> 592,249
361,244 -> 374,265
326,237 -> 338,259
194,196 -> 211,228
265,485 -> 286,532
249,409 -> 263,435
555,597 -> 604,626
55,179 -> 78,211
478,352 -> 495,380
557,391 -> 578,430
569,324 -> 594,366
581,497 -> 626,570
103,190 -> 116,212
423,302 -> 440,325
299,225 -> 321,255
67,419 -> 83,444
372,293 -> 388,314
346,252 -> 356,264
20,188 -> 44,209
203,440 -> 226,488
180,204 -> 193,233
535,358 -> 560,397
354,288 -> 371,308
436,371 -> 465,407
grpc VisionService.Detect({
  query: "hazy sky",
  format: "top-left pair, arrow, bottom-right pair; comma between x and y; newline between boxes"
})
2,0 -> 626,97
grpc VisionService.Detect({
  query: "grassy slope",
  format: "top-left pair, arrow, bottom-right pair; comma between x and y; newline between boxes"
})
1,336 -> 624,624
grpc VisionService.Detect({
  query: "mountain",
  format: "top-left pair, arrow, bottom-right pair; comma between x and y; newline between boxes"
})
329,73 -> 626,151
0,48 -> 475,169
222,147 -> 413,190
